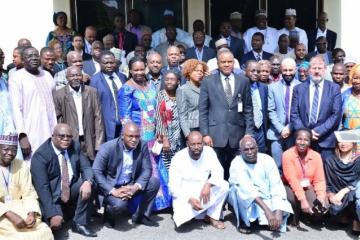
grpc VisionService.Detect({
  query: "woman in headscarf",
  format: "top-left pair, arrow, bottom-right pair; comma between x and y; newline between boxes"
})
297,61 -> 310,82
324,135 -> 360,233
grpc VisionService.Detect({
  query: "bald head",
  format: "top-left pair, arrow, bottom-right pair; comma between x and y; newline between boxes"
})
52,124 -> 73,151
281,57 -> 296,82
17,38 -> 32,47
239,135 -> 258,164
187,131 -> 203,160
331,63 -> 346,84
66,51 -> 83,68
122,122 -> 140,150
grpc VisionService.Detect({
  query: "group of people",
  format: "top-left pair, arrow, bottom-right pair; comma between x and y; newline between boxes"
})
1,5 -> 360,240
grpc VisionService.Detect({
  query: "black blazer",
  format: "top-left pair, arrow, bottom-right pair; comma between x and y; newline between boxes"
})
210,36 -> 245,62
240,51 -> 273,68
31,139 -> 93,220
185,46 -> 216,62
199,73 -> 254,148
112,30 -> 138,55
92,138 -> 152,196
307,28 -> 337,52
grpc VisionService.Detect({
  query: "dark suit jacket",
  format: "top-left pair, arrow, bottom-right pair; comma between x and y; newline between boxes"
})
290,80 -> 342,148
306,51 -> 333,64
92,138 -> 152,196
199,73 -> 254,148
112,30 -> 138,55
53,85 -> 105,160
307,28 -> 337,52
31,139 -> 93,220
90,71 -> 127,141
185,46 -> 216,62
83,58 -> 97,77
252,81 -> 268,132
240,51 -> 273,68
210,36 -> 245,62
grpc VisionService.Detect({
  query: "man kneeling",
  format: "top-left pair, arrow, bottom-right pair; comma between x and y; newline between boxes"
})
169,131 -> 229,229
228,136 -> 293,233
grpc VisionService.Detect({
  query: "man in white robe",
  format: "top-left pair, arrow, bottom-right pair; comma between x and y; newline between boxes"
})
0,133 -> 53,240
8,47 -> 57,163
228,136 -> 292,233
169,131 -> 229,229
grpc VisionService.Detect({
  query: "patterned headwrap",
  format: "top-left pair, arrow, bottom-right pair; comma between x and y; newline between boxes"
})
0,133 -> 18,146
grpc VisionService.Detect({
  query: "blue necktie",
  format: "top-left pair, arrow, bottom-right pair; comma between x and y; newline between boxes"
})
309,83 -> 319,126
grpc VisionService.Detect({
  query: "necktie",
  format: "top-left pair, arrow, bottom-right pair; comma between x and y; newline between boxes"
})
256,53 -> 261,61
109,75 -> 119,122
60,152 -> 70,203
251,85 -> 263,128
284,83 -> 291,125
309,83 -> 319,126
224,77 -> 233,106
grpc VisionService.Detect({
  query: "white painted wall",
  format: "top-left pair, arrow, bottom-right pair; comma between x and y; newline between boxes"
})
0,0 -> 54,66
187,0 -> 205,33
340,0 -> 360,60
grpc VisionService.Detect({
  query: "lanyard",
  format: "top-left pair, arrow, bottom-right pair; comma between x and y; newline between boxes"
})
298,157 -> 306,178
0,165 -> 11,192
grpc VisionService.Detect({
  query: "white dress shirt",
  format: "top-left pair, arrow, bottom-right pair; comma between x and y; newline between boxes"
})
309,79 -> 325,122
243,26 -> 279,53
220,72 -> 235,96
69,86 -> 84,136
52,142 -> 74,188
93,59 -> 101,74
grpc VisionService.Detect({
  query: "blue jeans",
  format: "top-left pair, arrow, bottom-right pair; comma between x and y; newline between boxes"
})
270,136 -> 294,172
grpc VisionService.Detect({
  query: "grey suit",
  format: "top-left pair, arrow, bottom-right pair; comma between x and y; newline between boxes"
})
267,79 -> 301,168
92,138 -> 159,219
176,81 -> 201,137
199,73 -> 254,179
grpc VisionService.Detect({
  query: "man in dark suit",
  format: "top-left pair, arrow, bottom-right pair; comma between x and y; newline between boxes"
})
245,60 -> 268,153
306,36 -> 333,65
160,46 -> 187,86
290,56 -> 342,162
185,31 -> 215,62
199,49 -> 254,179
90,51 -> 126,141
112,13 -> 137,56
210,21 -> 245,63
31,124 -> 97,237
92,122 -> 160,227
307,12 -> 337,52
83,40 -> 103,77
240,32 -> 273,69
71,33 -> 92,61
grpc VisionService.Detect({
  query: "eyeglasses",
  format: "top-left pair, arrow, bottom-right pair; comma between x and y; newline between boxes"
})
55,134 -> 73,139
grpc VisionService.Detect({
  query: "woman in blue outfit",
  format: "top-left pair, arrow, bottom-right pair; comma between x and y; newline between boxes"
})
118,56 -> 171,210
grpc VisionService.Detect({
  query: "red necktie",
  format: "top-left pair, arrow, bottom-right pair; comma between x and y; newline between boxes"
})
118,32 -> 124,50
60,152 -> 70,203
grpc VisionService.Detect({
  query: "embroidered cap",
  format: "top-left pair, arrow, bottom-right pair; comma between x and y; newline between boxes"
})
229,11 -> 242,20
215,38 -> 228,48
256,9 -> 267,17
0,133 -> 18,146
164,9 -> 174,17
285,8 -> 297,16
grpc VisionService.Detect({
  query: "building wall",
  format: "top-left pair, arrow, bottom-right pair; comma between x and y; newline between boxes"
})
0,0 -> 54,66
187,0 -> 205,33
324,0 -> 341,48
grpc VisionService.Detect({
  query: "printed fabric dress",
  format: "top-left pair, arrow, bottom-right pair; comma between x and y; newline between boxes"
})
343,93 -> 360,154
118,81 -> 172,210
155,90 -> 184,169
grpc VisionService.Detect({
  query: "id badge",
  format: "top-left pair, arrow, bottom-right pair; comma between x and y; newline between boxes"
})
4,195 -> 12,203
148,105 -> 154,111
300,178 -> 310,188
238,102 -> 243,112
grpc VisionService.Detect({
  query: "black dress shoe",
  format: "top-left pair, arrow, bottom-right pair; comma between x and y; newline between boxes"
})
72,223 -> 97,237
103,210 -> 116,228
132,215 -> 159,227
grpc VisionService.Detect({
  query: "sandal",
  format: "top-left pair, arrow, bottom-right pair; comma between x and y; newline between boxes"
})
209,217 -> 225,229
238,225 -> 251,234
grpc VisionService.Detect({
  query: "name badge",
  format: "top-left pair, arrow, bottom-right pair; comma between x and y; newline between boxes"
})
238,102 -> 243,112
148,105 -> 154,111
300,178 -> 310,188
4,195 -> 12,203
